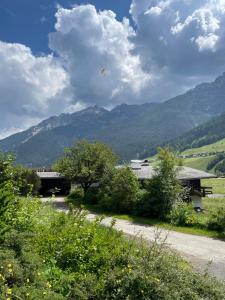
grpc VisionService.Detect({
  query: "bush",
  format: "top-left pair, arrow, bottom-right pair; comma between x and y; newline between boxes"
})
168,202 -> 199,227
207,208 -> 225,233
98,167 -> 139,213
13,166 -> 41,196
0,196 -> 224,299
67,186 -> 85,205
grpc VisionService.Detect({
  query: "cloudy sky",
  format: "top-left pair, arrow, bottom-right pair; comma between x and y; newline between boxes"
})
1,0 -> 225,139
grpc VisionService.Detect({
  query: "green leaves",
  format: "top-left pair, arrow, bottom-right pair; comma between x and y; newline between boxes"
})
54,140 -> 118,192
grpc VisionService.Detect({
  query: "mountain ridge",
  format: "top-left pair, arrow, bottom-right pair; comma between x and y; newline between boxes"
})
1,72 -> 225,166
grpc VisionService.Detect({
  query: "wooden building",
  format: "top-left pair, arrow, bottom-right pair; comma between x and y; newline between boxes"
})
130,160 -> 216,194
36,171 -> 70,196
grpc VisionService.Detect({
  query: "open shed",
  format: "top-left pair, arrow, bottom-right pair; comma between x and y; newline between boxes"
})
36,171 -> 71,196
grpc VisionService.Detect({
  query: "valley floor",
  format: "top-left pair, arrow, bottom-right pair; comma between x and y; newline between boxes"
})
46,197 -> 225,281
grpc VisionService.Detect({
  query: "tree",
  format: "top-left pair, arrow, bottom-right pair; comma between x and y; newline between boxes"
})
110,167 -> 139,213
13,166 -> 41,196
54,140 -> 118,192
0,153 -> 15,187
146,148 -> 182,219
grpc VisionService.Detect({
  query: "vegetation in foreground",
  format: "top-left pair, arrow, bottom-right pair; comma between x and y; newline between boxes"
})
0,191 -> 225,298
1,142 -> 225,298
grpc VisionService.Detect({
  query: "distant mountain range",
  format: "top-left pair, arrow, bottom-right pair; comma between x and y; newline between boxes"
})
1,72 -> 225,167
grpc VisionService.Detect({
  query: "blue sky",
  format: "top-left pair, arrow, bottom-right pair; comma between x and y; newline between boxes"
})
0,0 -> 131,54
1,0 -> 225,139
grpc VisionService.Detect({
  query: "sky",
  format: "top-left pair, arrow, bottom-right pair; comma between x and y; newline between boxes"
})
1,0 -> 225,139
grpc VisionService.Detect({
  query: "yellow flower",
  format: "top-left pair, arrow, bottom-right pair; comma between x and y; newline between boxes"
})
6,298 -> 11,300
43,291 -> 46,295
7,264 -> 12,268
37,272 -> 41,276
7,288 -> 12,295
8,268 -> 13,273
27,278 -> 30,283
26,293 -> 30,296
46,282 -> 52,288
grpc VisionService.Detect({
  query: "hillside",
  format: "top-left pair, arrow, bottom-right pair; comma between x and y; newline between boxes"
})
1,73 -> 225,166
166,111 -> 225,173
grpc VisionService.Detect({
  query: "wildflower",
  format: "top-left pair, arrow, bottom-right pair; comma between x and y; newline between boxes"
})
8,268 -> 13,273
46,282 -> 52,288
6,298 -> 11,300
37,272 -> 41,276
7,288 -> 12,295
27,278 -> 30,283
43,291 -> 46,295
7,264 -> 12,268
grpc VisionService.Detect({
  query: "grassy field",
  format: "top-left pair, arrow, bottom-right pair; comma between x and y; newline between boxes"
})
182,155 -> 216,171
182,137 -> 225,155
203,196 -> 225,210
202,178 -> 225,194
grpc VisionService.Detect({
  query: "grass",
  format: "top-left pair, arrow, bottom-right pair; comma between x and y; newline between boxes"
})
81,203 -> 224,239
182,137 -> 225,156
182,155 -> 216,172
202,178 -> 225,194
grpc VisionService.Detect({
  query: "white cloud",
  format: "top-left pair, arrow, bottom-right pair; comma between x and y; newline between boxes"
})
2,1 -> 225,138
49,4 -> 151,107
0,41 -> 69,137
130,0 -> 225,100
195,33 -> 219,51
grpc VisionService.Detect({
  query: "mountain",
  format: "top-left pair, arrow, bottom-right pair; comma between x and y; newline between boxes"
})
165,112 -> 225,174
1,72 -> 225,167
168,111 -> 225,152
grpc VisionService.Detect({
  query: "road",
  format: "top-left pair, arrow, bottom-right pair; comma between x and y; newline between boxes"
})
45,197 -> 225,281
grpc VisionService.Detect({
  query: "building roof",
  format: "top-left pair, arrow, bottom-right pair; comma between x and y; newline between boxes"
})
128,162 -> 217,181
36,163 -> 216,181
36,172 -> 64,179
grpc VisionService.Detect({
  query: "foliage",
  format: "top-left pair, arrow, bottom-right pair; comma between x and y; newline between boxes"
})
0,182 -> 17,238
13,165 -> 41,196
168,202 -> 199,227
207,208 -> 225,233
215,159 -> 225,175
0,153 -> 15,187
67,186 -> 85,206
99,167 -> 139,213
54,140 -> 118,192
207,153 -> 225,171
145,148 -> 182,219
0,195 -> 224,299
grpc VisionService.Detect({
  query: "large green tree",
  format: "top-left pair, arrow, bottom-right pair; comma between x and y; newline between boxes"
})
54,140 -> 118,192
146,148 -> 182,219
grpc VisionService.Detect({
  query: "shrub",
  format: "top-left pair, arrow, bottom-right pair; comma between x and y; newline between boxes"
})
0,196 -> 224,299
168,202 -> 198,227
67,186 -> 85,205
98,167 -> 139,213
207,208 -> 225,233
110,167 -> 139,213
13,166 -> 41,196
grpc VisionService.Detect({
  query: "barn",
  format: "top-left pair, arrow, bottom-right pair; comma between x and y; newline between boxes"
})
36,171 -> 71,196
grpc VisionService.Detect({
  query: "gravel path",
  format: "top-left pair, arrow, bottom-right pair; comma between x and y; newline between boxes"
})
45,197 -> 225,281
